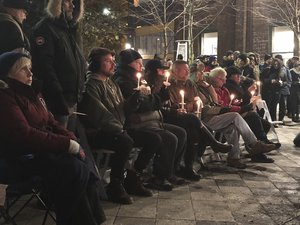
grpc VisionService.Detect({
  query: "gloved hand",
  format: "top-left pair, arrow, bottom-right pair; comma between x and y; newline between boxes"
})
219,107 -> 231,114
157,86 -> 170,102
68,140 -> 85,161
240,103 -> 253,113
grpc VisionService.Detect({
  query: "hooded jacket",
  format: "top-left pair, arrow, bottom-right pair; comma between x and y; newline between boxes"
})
30,0 -> 86,115
0,12 -> 30,54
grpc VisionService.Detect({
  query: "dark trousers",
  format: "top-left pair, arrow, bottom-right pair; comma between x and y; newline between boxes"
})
265,90 -> 281,121
290,87 -> 300,117
92,131 -> 133,180
243,111 -> 270,141
0,153 -> 105,225
164,113 -> 204,170
279,94 -> 288,121
128,123 -> 184,179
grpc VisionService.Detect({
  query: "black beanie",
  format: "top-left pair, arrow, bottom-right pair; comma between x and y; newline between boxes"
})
0,52 -> 29,79
119,49 -> 142,65
3,0 -> 31,11
226,66 -> 242,78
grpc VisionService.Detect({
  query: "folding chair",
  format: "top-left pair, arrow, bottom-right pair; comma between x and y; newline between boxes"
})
0,176 -> 56,225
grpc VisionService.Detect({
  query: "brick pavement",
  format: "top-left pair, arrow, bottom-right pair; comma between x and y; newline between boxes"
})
2,125 -> 300,225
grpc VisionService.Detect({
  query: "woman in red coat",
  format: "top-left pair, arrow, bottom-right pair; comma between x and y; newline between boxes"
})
0,52 -> 105,225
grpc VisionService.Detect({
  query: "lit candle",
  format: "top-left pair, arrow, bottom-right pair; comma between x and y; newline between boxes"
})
136,72 -> 142,89
250,90 -> 255,96
256,81 -> 261,96
229,94 -> 235,106
165,71 -> 170,83
196,98 -> 203,113
180,90 -> 185,109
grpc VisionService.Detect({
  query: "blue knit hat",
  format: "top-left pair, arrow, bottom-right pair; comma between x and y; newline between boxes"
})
0,52 -> 29,79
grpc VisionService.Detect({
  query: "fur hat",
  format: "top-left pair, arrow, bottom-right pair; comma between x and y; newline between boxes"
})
225,66 -> 242,78
0,52 -> 29,79
3,0 -> 31,11
119,49 -> 142,65
46,0 -> 84,22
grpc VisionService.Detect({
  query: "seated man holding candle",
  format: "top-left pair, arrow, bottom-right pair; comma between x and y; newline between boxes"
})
78,48 -> 153,204
169,60 -> 277,169
113,49 -> 187,190
144,59 -> 232,180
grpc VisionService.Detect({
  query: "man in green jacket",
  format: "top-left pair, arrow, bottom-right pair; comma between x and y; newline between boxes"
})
79,48 -> 152,205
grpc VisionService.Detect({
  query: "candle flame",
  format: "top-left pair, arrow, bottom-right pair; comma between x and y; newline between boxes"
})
180,90 -> 184,96
230,94 -> 235,100
165,71 -> 170,78
136,72 -> 142,79
256,81 -> 261,86
251,91 -> 255,96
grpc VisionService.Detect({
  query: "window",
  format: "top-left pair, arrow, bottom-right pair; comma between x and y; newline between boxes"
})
272,26 -> 294,62
201,32 -> 218,55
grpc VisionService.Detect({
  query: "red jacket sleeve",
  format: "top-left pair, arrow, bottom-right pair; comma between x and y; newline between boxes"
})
0,90 -> 71,153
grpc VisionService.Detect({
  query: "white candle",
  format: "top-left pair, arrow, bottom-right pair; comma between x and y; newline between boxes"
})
180,90 -> 185,109
229,94 -> 235,106
165,71 -> 170,83
256,81 -> 261,96
196,98 -> 203,113
136,72 -> 142,89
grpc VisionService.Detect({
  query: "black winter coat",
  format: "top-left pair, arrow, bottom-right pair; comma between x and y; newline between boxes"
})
0,13 -> 30,54
31,16 -> 86,115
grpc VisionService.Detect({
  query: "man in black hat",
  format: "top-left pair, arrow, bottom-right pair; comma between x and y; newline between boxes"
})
0,0 -> 31,54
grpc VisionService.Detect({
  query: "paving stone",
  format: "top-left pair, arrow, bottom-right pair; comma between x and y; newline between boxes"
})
215,179 -> 246,187
118,198 -> 156,218
158,185 -> 191,200
250,187 -> 282,196
262,203 -> 299,225
255,195 -> 292,205
244,180 -> 277,188
157,219 -> 196,225
273,181 -> 300,190
113,217 -> 155,225
157,199 -> 195,220
196,221 -> 237,225
218,186 -> 252,195
193,200 -> 234,222
101,201 -> 120,216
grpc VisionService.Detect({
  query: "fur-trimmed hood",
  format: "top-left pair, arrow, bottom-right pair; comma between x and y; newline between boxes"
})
0,80 -> 8,89
46,0 -> 84,22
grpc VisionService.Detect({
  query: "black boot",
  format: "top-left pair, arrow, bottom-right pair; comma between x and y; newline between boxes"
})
124,170 -> 152,197
199,124 -> 232,153
106,178 -> 133,204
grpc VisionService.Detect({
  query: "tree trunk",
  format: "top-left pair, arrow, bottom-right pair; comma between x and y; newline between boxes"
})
188,0 -> 194,64
294,33 -> 300,57
163,27 -> 168,61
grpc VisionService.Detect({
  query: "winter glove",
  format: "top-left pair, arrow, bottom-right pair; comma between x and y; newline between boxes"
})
219,107 -> 231,114
69,140 -> 86,161
240,103 -> 253,114
157,86 -> 170,102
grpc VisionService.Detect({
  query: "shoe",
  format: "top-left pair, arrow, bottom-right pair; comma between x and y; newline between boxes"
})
176,167 -> 202,181
145,177 -> 173,191
263,139 -> 281,149
227,158 -> 247,169
250,141 -> 276,155
251,153 -> 274,163
167,175 -> 186,185
124,170 -> 152,197
106,179 -> 133,204
211,142 -> 233,153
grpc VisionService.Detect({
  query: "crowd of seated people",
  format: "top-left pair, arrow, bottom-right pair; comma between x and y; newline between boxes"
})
0,0 -> 298,219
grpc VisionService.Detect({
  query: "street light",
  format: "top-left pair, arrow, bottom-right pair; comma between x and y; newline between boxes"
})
125,43 -> 131,49
102,8 -> 111,16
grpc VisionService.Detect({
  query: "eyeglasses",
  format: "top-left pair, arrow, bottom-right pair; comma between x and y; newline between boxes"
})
216,76 -> 226,82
